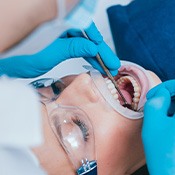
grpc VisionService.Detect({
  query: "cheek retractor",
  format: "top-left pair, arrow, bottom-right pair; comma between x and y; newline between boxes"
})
84,61 -> 154,119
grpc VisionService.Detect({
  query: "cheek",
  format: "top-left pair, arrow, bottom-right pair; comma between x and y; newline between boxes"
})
32,106 -> 75,175
95,122 -> 125,174
94,117 -> 144,175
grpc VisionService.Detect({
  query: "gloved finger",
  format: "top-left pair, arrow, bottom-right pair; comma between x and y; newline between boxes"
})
60,23 -> 103,44
59,23 -> 120,74
143,88 -> 175,138
61,23 -> 121,72
144,88 -> 173,128
147,80 -> 175,99
59,29 -> 84,38
84,22 -> 103,44
37,37 -> 98,66
86,57 -> 118,76
98,42 -> 121,71
145,87 -> 171,114
85,22 -> 120,71
62,38 -> 98,58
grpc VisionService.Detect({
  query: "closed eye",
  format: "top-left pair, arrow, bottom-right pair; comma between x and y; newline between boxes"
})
72,117 -> 90,142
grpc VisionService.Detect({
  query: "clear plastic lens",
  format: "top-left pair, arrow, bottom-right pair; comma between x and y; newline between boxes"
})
30,78 -> 66,103
49,105 -> 96,170
30,78 -> 97,173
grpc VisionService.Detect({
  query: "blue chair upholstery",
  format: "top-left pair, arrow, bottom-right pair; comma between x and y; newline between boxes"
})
107,0 -> 175,81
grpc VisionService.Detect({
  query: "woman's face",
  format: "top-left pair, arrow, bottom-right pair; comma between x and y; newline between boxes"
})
32,62 -> 161,175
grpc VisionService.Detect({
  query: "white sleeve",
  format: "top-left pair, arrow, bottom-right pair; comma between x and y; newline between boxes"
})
0,77 -> 43,147
0,77 -> 46,175
0,147 -> 47,175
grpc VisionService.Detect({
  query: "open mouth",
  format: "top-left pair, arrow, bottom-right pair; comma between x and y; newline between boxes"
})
89,61 -> 152,119
104,63 -> 150,112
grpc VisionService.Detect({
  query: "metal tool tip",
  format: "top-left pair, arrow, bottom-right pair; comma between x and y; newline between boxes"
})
123,103 -> 133,110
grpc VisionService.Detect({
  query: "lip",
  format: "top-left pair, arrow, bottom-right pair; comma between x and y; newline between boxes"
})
88,61 -> 154,119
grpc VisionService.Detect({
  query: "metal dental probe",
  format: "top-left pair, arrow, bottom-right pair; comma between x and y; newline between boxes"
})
82,31 -> 132,109
95,53 -> 132,109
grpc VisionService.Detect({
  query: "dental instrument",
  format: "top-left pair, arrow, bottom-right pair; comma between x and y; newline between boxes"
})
82,31 -> 132,110
95,53 -> 132,109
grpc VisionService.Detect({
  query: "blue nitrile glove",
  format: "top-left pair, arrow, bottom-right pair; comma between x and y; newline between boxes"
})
0,23 -> 120,78
0,37 -> 98,78
60,22 -> 120,76
142,80 -> 175,175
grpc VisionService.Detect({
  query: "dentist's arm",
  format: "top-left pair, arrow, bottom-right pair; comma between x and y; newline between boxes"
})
142,80 -> 175,175
0,37 -> 97,78
0,22 -> 120,78
0,0 -> 57,52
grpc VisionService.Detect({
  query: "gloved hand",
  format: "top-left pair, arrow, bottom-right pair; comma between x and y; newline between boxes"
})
0,22 -> 120,78
60,22 -> 120,76
142,80 -> 175,175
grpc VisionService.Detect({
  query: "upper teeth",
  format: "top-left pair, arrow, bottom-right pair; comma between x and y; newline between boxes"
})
104,77 -> 120,103
104,76 -> 141,111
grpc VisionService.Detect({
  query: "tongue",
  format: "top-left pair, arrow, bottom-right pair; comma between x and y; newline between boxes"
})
118,90 -> 132,105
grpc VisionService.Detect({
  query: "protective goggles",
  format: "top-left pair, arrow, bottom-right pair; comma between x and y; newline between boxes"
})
30,78 -> 97,175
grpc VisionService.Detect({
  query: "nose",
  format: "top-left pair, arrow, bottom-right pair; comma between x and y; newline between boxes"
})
59,73 -> 100,106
